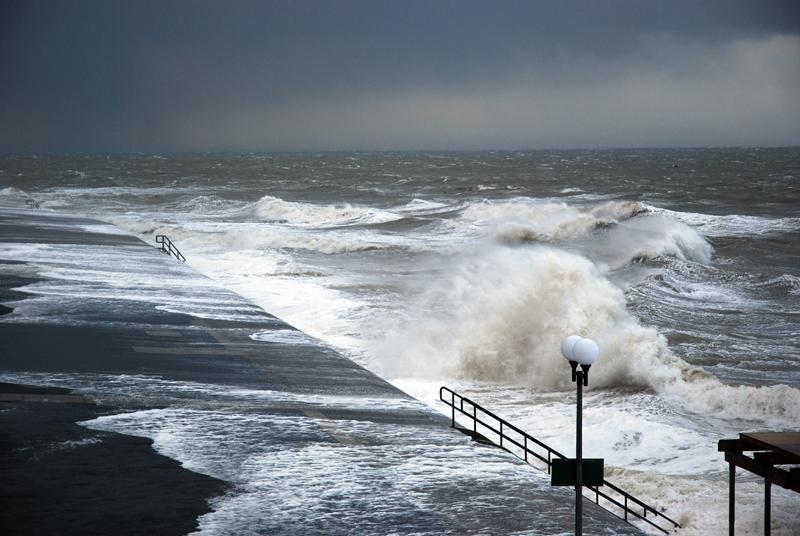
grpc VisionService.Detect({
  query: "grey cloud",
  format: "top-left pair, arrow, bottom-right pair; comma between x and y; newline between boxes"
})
1,1 -> 799,152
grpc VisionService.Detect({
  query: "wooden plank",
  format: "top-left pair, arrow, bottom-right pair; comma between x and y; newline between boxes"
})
753,451 -> 798,465
740,432 -> 800,461
718,439 -> 742,452
725,452 -> 800,493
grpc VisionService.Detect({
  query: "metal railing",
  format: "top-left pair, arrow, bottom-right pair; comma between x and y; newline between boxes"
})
440,386 -> 681,534
155,235 -> 186,263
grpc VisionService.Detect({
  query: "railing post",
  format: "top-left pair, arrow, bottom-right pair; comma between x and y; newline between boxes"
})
524,436 -> 528,462
729,461 -> 735,536
473,404 -> 477,438
451,392 -> 455,427
500,422 -> 503,447
624,496 -> 628,521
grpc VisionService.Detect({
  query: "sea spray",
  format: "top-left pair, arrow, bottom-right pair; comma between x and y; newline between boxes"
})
376,244 -> 800,428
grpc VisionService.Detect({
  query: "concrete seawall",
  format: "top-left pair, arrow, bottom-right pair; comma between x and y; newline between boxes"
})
0,203 -> 642,535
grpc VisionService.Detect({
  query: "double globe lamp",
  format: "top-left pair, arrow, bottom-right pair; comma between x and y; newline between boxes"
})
560,335 -> 600,536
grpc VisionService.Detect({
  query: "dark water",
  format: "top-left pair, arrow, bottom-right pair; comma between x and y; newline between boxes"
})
2,148 -> 799,534
3,148 -> 799,383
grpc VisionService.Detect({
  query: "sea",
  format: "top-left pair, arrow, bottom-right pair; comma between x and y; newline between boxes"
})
1,148 -> 799,534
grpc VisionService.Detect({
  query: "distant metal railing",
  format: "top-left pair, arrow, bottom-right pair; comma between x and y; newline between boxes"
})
25,199 -> 40,209
439,386 -> 681,534
155,235 -> 186,263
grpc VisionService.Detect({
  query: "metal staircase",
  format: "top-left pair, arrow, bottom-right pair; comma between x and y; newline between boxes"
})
155,235 -> 186,263
440,386 -> 681,534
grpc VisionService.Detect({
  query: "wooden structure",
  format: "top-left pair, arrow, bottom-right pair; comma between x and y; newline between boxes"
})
718,432 -> 800,535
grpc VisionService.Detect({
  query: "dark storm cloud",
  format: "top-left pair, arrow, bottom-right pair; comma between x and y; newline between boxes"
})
1,0 -> 799,152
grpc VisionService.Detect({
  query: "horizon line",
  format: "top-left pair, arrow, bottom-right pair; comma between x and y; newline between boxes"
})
2,144 -> 799,158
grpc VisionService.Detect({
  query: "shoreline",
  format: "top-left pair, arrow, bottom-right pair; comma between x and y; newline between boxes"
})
0,382 -> 227,535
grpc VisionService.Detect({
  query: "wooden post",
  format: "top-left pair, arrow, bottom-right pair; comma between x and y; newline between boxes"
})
764,475 -> 771,536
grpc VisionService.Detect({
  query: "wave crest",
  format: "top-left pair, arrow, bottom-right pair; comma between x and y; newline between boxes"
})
620,217 -> 714,265
461,199 -> 646,242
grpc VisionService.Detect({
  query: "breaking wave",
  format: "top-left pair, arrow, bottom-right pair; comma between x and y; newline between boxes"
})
488,204 -> 713,267
247,195 -> 401,227
376,245 -> 799,428
597,216 -> 714,266
648,206 -> 800,237
462,199 -> 646,241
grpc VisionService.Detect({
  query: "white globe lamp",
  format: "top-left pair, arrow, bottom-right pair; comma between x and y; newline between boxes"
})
561,335 -> 582,361
572,338 -> 599,366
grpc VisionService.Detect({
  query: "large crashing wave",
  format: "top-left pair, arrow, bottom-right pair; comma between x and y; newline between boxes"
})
377,245 -> 799,429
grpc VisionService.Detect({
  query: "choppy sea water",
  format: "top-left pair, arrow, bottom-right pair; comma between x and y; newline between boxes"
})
1,148 -> 799,534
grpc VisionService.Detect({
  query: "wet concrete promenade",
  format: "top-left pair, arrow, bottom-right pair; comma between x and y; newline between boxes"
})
0,202 -> 641,535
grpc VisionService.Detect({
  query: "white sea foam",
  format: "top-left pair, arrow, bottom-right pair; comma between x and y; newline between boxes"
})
0,242 -> 270,325
80,407 -> 611,536
188,251 -> 366,350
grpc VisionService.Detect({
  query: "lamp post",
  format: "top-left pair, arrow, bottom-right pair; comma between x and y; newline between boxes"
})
561,335 -> 600,536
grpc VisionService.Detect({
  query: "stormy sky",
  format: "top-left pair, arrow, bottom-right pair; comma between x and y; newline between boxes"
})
2,0 -> 799,152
